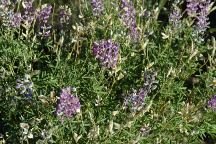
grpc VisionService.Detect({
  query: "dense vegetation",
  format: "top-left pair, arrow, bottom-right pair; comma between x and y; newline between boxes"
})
0,0 -> 216,143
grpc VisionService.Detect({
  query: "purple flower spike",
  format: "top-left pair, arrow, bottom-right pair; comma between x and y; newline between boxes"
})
186,0 -> 199,17
58,5 -> 71,28
10,12 -> 22,28
208,95 -> 216,111
37,4 -> 52,24
196,0 -> 211,33
92,39 -> 119,68
16,74 -> 33,98
37,4 -> 52,37
169,7 -> 182,28
123,88 -> 147,112
186,0 -> 211,33
56,87 -> 81,119
120,0 -> 139,41
91,0 -> 104,16
120,0 -> 136,28
22,0 -> 36,26
123,71 -> 158,112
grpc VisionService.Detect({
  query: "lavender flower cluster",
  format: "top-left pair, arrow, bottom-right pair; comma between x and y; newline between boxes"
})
0,1 -> 74,38
16,74 -> 33,98
169,6 -> 182,28
92,39 -> 119,68
123,71 -> 158,112
208,95 -> 216,111
22,0 -> 35,27
0,0 -> 15,27
186,0 -> 211,33
90,0 -> 104,16
56,87 -> 81,119
11,12 -> 22,28
37,4 -> 52,37
120,0 -> 139,41
58,5 -> 72,29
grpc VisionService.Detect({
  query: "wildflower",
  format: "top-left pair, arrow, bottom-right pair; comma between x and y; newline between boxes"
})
90,0 -> 104,16
37,4 -> 52,24
196,0 -> 211,33
0,0 -> 14,27
0,0 -> 9,12
123,71 -> 158,112
120,0 -> 139,41
140,124 -> 151,136
169,6 -> 182,28
22,0 -> 36,26
92,39 -> 119,68
39,25 -> 51,37
130,24 -> 139,41
58,5 -> 71,28
186,0 -> 211,33
186,0 -> 199,17
208,95 -> 216,111
37,4 -> 52,37
16,74 -> 33,98
10,12 -> 22,28
123,88 -> 147,112
120,0 -> 136,28
55,87 -> 81,119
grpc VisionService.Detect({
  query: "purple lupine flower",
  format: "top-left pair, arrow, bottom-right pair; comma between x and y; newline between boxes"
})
10,12 -> 22,28
22,0 -> 36,26
0,0 -> 10,9
0,0 -> 14,27
120,0 -> 136,28
39,25 -> 51,37
186,0 -> 199,17
120,0 -> 139,41
37,4 -> 52,37
56,87 -> 81,119
58,5 -> 71,29
208,95 -> 216,111
123,88 -> 147,112
16,74 -> 33,98
196,0 -> 211,33
130,26 -> 139,41
186,0 -> 211,33
123,71 -> 158,112
0,10 -> 13,27
169,6 -> 182,27
92,39 -> 119,68
91,0 -> 104,16
37,4 -> 52,24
